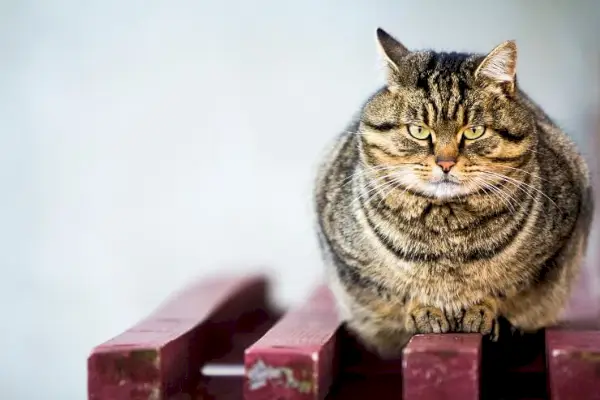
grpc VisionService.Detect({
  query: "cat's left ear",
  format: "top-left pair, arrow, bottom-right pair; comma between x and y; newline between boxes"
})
376,28 -> 410,90
475,40 -> 517,94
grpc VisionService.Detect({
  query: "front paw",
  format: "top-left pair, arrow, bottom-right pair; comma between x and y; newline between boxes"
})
461,300 -> 499,340
406,305 -> 450,334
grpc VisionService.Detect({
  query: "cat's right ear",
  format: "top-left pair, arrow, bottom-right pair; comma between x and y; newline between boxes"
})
376,28 -> 409,91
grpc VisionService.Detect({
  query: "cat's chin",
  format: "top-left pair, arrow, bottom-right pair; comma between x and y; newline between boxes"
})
420,181 -> 470,200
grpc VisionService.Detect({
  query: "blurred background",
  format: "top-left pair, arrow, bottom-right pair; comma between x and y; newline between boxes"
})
1,0 -> 599,398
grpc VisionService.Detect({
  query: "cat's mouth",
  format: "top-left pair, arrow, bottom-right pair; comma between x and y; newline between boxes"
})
421,175 -> 467,199
431,175 -> 461,185
425,181 -> 465,199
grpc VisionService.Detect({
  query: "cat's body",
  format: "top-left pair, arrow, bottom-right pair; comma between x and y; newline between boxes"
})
314,29 -> 594,357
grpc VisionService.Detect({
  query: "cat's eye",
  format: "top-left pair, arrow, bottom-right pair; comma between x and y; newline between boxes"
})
463,126 -> 487,140
408,125 -> 431,140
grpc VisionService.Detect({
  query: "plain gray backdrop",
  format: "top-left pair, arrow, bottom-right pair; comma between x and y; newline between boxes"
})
1,0 -> 599,398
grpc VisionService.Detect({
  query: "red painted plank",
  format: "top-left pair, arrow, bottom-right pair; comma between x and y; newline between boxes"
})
244,285 -> 341,400
88,274 -> 271,400
546,329 -> 600,400
402,334 -> 482,400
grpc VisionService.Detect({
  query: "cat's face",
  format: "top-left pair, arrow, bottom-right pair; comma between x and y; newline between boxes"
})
358,29 -> 536,200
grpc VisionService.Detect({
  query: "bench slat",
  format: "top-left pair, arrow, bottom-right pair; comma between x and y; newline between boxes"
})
88,274 -> 270,400
546,329 -> 600,400
244,285 -> 341,400
402,334 -> 482,400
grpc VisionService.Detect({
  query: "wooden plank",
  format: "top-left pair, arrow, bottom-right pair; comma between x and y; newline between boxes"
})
546,329 -> 600,400
402,334 -> 482,400
546,261 -> 600,399
244,285 -> 341,400
88,274 -> 271,400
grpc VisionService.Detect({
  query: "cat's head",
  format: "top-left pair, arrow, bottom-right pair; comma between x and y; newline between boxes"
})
358,28 -> 537,200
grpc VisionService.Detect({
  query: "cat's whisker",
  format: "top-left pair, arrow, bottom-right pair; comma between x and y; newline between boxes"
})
477,171 -> 539,206
478,170 -> 561,210
363,178 -> 400,205
349,173 -> 400,208
375,178 -> 404,209
339,165 -> 403,189
492,165 -> 554,184
355,170 -> 415,208
470,176 -> 517,213
467,165 -> 553,184
359,180 -> 403,209
375,175 -> 416,209
484,179 -> 522,213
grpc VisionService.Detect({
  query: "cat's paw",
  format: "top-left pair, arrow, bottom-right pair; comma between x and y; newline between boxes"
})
406,305 -> 450,334
461,300 -> 499,340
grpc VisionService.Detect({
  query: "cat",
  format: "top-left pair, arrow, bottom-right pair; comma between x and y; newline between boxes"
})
314,28 -> 594,358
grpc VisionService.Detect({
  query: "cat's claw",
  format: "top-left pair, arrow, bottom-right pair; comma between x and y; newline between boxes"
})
406,305 -> 450,334
461,302 -> 499,341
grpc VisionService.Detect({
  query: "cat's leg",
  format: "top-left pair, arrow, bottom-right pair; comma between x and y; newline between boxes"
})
345,311 -> 412,358
337,291 -> 413,358
327,270 -> 414,357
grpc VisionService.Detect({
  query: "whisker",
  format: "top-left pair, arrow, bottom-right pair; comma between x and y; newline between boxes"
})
362,178 -> 400,207
478,170 -> 561,210
470,176 -> 517,213
354,169 -> 416,209
477,171 -> 538,206
349,173 -> 399,209
375,175 -> 416,209
489,165 -> 553,184
339,165 -> 402,189
374,179 -> 403,209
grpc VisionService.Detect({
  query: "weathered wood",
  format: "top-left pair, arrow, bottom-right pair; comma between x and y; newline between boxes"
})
88,275 -> 273,400
545,262 -> 600,399
402,334 -> 482,400
244,285 -> 341,400
546,329 -> 600,400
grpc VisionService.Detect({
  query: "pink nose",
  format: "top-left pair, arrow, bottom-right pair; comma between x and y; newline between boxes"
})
436,158 -> 456,173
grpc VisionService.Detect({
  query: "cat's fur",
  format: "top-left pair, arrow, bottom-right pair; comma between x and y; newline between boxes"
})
314,28 -> 594,357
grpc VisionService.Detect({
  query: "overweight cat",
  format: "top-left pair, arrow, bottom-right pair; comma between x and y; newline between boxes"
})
314,28 -> 594,357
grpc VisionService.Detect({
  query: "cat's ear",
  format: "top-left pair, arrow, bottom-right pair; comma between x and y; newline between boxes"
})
376,28 -> 410,90
475,40 -> 518,94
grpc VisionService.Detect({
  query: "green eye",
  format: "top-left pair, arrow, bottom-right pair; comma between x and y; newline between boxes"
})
408,125 -> 431,140
463,126 -> 486,140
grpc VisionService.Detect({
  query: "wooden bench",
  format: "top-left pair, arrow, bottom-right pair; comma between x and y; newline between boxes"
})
88,268 -> 600,399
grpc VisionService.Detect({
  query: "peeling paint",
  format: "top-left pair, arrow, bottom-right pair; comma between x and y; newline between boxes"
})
147,387 -> 160,400
247,359 -> 313,393
131,349 -> 161,368
577,351 -> 600,362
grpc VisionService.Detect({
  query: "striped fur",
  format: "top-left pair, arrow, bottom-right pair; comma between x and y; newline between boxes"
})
314,29 -> 594,357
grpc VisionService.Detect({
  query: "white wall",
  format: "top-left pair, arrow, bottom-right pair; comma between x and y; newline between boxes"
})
1,0 -> 598,398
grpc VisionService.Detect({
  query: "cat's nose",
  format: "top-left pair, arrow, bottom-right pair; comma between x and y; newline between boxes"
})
436,157 -> 456,173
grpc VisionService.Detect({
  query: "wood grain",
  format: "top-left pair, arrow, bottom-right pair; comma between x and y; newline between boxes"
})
87,274 -> 272,400
244,285 -> 341,400
546,329 -> 600,400
402,334 -> 482,400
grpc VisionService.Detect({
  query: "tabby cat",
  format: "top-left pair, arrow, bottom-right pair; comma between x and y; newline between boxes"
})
314,28 -> 594,357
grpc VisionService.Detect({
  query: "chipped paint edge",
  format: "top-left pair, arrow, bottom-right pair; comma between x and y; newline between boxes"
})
246,359 -> 314,394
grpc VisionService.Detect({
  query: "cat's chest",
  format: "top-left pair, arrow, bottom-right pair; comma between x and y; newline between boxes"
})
404,202 -> 485,235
